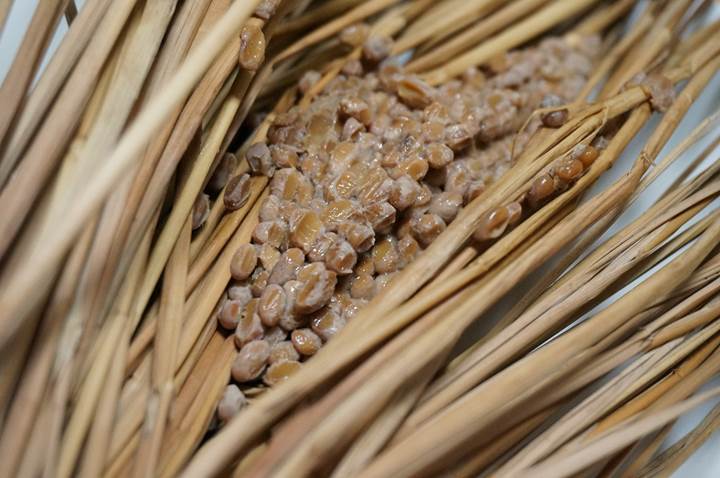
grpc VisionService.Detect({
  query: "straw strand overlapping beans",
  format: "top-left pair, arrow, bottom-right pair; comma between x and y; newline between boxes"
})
474,142 -> 601,240
213,29 -> 602,413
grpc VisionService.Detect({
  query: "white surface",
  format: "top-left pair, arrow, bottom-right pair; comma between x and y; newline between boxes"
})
1,1 -> 720,476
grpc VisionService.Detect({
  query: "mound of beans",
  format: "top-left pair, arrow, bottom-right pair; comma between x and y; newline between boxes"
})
215,32 -> 601,414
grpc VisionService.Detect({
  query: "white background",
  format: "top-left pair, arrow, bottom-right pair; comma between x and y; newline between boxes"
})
1,1 -> 719,476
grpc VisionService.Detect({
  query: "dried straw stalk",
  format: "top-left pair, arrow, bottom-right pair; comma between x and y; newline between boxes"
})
2,1 -> 720,477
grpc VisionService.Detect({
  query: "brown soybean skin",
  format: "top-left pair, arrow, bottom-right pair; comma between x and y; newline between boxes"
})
291,328 -> 322,356
289,210 -> 324,252
342,59 -> 364,77
474,207 -> 510,241
218,298 -> 247,330
528,173 -> 555,204
207,152 -> 238,193
372,238 -> 399,275
258,243 -> 281,271
350,273 -> 375,299
263,360 -> 302,386
268,340 -> 300,364
506,202 -> 523,225
397,236 -> 420,267
340,23 -> 370,47
310,308 -> 346,341
191,193 -> 210,230
362,35 -> 392,63
294,263 -> 337,314
228,284 -> 252,302
264,326 -> 287,345
541,108 -> 569,128
234,300 -> 264,348
232,340 -> 270,383
246,142 -> 274,176
224,173 -> 252,210
556,159 -> 584,183
576,144 -> 599,167
254,0 -> 280,20
258,284 -> 286,327
253,220 -> 287,248
268,248 -> 305,285
217,385 -> 247,422
230,244 -> 257,281
250,270 -> 269,297
411,214 -> 446,247
325,240 -> 357,274
397,77 -> 436,109
239,20 -> 266,71
339,222 -> 374,253
429,191 -> 462,223
299,70 -> 321,94
426,142 -> 453,168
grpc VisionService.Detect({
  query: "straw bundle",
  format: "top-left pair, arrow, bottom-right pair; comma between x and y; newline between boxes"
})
1,0 -> 720,477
